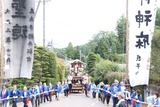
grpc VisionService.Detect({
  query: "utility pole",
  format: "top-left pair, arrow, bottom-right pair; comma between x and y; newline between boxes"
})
79,50 -> 81,61
43,0 -> 45,47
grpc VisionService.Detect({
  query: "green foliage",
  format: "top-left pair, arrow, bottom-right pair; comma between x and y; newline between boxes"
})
65,42 -> 76,59
93,60 -> 121,82
150,26 -> 160,85
86,52 -> 97,75
104,72 -> 126,84
116,15 -> 126,54
151,27 -> 160,74
155,8 -> 160,27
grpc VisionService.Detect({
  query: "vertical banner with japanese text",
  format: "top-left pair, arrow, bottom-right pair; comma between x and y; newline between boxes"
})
3,0 -> 35,79
128,0 -> 158,87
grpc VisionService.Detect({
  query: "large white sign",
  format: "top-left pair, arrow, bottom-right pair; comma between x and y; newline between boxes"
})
3,0 -> 35,79
128,0 -> 158,87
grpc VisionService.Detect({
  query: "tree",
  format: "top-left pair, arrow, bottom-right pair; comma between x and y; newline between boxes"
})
65,42 -> 76,59
93,60 -> 120,82
86,52 -> 97,76
151,27 -> 160,75
56,58 -> 65,82
116,15 -> 126,54
155,8 -> 160,27
74,46 -> 80,59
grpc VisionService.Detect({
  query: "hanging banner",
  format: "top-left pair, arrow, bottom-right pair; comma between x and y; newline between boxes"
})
128,0 -> 158,87
3,0 -> 35,79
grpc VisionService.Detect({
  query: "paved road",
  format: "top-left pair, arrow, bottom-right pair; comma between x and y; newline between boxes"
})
14,93 -> 113,107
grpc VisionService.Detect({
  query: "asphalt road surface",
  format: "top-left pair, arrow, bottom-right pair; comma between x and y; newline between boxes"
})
15,92 -> 113,107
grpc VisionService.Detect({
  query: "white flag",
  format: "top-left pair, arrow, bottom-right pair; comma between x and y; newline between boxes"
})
3,0 -> 35,79
128,0 -> 158,87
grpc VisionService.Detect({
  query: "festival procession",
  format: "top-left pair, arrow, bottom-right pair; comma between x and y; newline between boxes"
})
0,0 -> 160,107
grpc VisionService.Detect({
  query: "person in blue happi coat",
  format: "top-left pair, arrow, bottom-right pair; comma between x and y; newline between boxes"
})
97,82 -> 101,100
105,84 -> 111,106
43,83 -> 49,102
110,82 -> 121,107
64,82 -> 69,97
92,82 -> 97,98
131,89 -> 142,107
29,85 -> 37,107
35,84 -> 42,106
10,85 -> 21,107
39,82 -> 44,103
48,83 -> 54,101
57,82 -> 62,100
55,81 -> 59,100
87,82 -> 91,97
0,85 -> 10,107
147,93 -> 160,107
21,86 -> 30,107
102,84 -> 107,103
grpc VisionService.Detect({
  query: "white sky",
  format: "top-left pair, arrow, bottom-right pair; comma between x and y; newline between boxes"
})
34,0 -> 160,48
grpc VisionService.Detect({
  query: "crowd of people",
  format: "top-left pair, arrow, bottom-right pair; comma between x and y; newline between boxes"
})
0,81 -> 70,107
0,79 -> 160,107
84,79 -> 160,107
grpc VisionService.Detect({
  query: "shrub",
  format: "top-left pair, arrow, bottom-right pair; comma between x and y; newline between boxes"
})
104,72 -> 126,84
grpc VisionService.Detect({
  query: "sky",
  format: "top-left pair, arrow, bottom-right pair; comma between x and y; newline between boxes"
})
34,0 -> 160,48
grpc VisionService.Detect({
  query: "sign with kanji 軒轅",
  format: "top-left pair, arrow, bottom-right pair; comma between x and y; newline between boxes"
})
128,0 -> 158,87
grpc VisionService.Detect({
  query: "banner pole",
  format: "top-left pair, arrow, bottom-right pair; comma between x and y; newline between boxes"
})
126,0 -> 130,90
0,0 -> 4,88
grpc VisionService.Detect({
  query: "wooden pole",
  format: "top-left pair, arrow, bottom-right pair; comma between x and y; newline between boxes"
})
0,0 -> 4,87
126,0 -> 130,89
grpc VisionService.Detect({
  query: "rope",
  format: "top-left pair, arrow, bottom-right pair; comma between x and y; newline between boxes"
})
96,88 -> 159,107
0,88 -> 67,101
